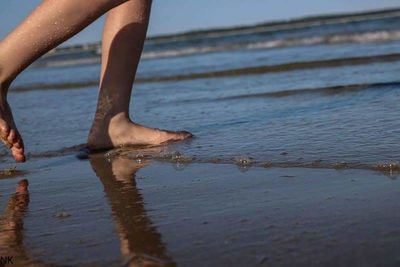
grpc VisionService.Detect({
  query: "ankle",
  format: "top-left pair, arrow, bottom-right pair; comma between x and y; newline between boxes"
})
0,80 -> 9,101
91,111 -> 130,130
88,112 -> 131,146
0,67 -> 12,98
109,112 -> 131,125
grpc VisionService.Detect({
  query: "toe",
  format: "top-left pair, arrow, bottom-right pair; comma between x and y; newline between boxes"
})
7,129 -> 17,144
173,131 -> 193,141
8,130 -> 24,149
13,141 -> 22,149
13,153 -> 26,163
12,147 -> 25,162
179,131 -> 193,139
13,135 -> 24,149
0,123 -> 10,139
16,179 -> 29,194
160,130 -> 193,143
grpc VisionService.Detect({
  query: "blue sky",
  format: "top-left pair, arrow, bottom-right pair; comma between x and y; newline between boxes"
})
1,0 -> 400,45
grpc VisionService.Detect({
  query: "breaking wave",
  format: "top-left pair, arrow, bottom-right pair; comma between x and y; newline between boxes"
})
141,30 -> 400,60
35,29 -> 400,68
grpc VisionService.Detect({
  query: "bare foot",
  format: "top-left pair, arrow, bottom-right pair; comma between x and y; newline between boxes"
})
87,113 -> 193,150
0,85 -> 25,162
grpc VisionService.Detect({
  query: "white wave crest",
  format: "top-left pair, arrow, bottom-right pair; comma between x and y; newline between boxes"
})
142,30 -> 400,60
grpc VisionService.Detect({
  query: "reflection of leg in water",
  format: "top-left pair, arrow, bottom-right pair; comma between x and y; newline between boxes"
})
0,180 -> 30,266
89,154 -> 175,266
0,181 -> 52,267
0,180 -> 35,266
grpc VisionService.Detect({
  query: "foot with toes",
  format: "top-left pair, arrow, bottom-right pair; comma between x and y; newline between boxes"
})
0,96 -> 25,162
87,114 -> 193,150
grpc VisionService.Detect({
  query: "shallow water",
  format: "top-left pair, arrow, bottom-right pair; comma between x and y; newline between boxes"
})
7,57 -> 400,169
1,10 -> 400,266
1,158 -> 400,266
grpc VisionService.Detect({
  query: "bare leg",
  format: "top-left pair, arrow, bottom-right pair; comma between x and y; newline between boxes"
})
87,0 -> 192,150
0,0 -> 130,162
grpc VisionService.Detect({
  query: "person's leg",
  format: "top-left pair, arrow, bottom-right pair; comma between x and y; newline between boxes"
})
0,0 -> 130,162
87,0 -> 192,150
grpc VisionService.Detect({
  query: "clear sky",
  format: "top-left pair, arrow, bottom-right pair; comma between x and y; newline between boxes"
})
1,0 -> 399,45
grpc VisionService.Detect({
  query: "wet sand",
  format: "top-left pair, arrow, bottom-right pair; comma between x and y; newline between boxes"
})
1,155 -> 400,266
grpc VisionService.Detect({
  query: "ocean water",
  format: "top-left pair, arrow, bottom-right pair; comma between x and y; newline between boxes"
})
5,9 -> 400,170
1,9 -> 400,266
